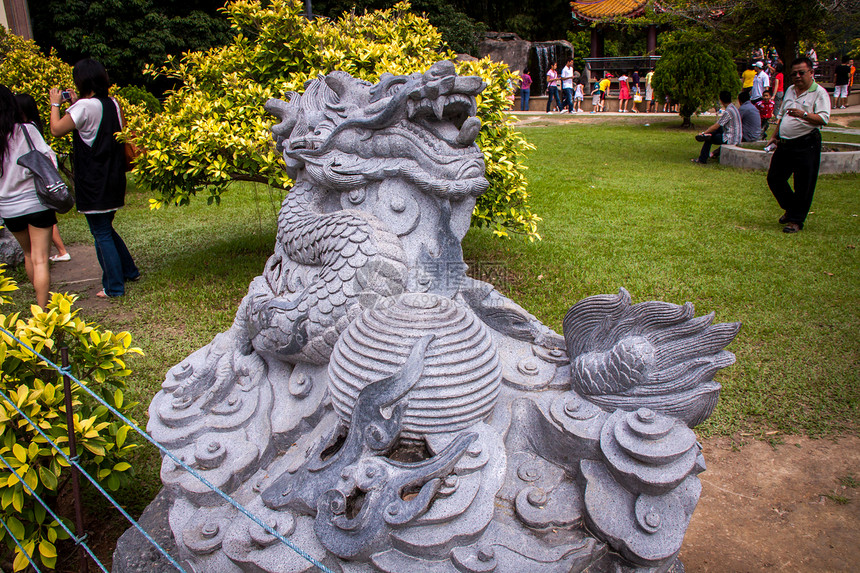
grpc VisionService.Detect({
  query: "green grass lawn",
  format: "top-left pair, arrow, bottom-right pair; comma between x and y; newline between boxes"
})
4,119 -> 858,517
465,118 -> 859,437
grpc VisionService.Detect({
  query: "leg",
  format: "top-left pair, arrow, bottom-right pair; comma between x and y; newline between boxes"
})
784,136 -> 822,227
767,144 -> 797,215
521,89 -> 529,111
51,224 -> 69,258
697,128 -> 724,163
11,226 -> 51,308
553,88 -> 562,111
10,229 -> 34,285
110,225 -> 139,281
546,88 -> 553,112
27,226 -> 52,308
85,212 -> 131,297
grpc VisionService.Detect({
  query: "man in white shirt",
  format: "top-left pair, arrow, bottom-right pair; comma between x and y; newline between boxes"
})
561,59 -> 575,113
765,57 -> 830,233
750,61 -> 770,103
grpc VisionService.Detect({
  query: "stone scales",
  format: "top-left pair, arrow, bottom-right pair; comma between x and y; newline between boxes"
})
118,61 -> 740,572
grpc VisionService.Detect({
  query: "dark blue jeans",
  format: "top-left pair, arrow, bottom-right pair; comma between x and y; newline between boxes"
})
562,87 -> 574,112
520,89 -> 530,111
546,86 -> 562,112
85,211 -> 139,296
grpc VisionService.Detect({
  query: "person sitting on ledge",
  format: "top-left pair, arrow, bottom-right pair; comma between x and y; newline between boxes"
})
692,90 -> 740,164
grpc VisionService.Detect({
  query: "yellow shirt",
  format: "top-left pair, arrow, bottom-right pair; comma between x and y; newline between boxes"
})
599,78 -> 611,93
741,69 -> 756,88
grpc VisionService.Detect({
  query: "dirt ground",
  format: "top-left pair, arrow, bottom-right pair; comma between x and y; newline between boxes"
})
49,244 -> 860,572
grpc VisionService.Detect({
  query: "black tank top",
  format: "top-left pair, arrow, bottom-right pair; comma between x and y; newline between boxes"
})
72,96 -> 126,212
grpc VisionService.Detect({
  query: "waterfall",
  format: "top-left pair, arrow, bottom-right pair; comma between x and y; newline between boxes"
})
531,43 -> 574,95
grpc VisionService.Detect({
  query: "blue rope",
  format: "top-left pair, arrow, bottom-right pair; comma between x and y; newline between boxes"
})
0,514 -> 42,572
0,454 -> 90,552
0,325 -> 334,573
0,386 -> 180,573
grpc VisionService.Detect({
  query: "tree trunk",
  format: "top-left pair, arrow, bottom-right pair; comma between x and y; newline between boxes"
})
681,115 -> 692,128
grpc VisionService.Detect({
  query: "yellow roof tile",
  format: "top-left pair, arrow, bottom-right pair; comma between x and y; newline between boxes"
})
570,0 -> 649,20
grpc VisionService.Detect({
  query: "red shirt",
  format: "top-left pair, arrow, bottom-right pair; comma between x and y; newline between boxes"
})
774,72 -> 783,93
754,99 -> 774,119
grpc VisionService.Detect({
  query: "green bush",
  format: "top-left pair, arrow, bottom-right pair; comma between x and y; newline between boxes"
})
0,27 -> 74,155
0,277 -> 141,571
652,31 -> 741,126
115,85 -> 163,115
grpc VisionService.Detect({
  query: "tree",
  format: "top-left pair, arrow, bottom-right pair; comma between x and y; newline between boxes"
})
640,0 -> 860,65
651,31 -> 741,127
0,27 -> 75,177
29,0 -> 233,90
313,0 -> 488,55
130,0 -> 539,239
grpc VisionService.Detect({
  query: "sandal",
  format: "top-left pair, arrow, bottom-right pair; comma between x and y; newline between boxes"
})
50,253 -> 71,262
96,289 -> 110,298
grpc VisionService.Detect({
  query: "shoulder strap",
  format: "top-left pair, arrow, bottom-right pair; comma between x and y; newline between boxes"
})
19,123 -> 36,151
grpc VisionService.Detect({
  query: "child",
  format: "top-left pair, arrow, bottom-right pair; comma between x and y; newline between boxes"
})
573,82 -> 584,112
590,82 -> 602,113
754,88 -> 775,139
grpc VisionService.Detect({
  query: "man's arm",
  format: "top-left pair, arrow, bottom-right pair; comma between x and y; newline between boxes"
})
701,121 -> 721,135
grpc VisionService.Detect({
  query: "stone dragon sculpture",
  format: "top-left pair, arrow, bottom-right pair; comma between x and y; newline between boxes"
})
127,61 -> 741,573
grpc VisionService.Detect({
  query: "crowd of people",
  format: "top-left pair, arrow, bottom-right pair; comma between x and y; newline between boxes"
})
531,64 -> 664,114
0,58 -> 138,308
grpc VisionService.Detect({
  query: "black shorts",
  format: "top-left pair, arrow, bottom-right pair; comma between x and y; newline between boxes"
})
2,209 -> 57,233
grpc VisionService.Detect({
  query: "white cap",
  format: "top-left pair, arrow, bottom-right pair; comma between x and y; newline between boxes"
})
754,61 -> 763,68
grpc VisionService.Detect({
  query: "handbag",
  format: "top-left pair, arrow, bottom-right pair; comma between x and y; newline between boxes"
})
633,94 -> 643,103
119,103 -> 141,172
16,124 -> 75,214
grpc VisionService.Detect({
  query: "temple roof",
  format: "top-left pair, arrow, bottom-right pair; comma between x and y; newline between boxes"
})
570,0 -> 649,21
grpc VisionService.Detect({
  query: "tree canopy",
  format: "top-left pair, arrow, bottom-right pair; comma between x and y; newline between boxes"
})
651,31 -> 741,126
29,0 -> 233,90
130,0 -> 539,239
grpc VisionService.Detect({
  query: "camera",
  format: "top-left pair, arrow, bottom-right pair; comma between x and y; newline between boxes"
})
61,90 -> 72,101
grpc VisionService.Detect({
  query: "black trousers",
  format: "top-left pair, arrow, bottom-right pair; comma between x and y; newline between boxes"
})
766,131 -> 822,228
698,126 -> 727,163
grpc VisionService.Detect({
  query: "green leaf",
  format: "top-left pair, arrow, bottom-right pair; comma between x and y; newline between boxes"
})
39,466 -> 58,491
38,540 -> 57,559
12,443 -> 26,463
7,515 -> 24,539
116,425 -> 129,448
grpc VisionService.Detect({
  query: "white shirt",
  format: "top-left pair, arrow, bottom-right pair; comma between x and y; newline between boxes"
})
561,66 -> 574,89
777,82 -> 830,140
751,70 -> 770,100
67,97 -> 123,146
0,124 -> 58,219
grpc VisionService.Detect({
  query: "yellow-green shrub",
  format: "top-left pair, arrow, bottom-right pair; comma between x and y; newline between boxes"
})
132,0 -> 539,238
0,27 -> 74,155
0,278 -> 141,571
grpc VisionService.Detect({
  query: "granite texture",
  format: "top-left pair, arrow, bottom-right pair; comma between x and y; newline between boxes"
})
114,61 -> 740,573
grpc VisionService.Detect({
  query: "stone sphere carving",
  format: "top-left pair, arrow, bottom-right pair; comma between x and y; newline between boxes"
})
328,292 -> 501,439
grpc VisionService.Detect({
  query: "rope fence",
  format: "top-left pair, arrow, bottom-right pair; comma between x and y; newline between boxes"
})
0,325 -> 334,573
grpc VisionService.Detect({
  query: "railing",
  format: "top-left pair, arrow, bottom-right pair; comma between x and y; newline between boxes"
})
0,326 -> 334,573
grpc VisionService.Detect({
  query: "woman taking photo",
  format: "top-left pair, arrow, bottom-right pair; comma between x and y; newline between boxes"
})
49,59 -> 139,298
0,84 -> 56,308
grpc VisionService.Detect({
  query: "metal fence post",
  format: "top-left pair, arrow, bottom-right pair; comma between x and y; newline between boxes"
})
61,347 -> 89,573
